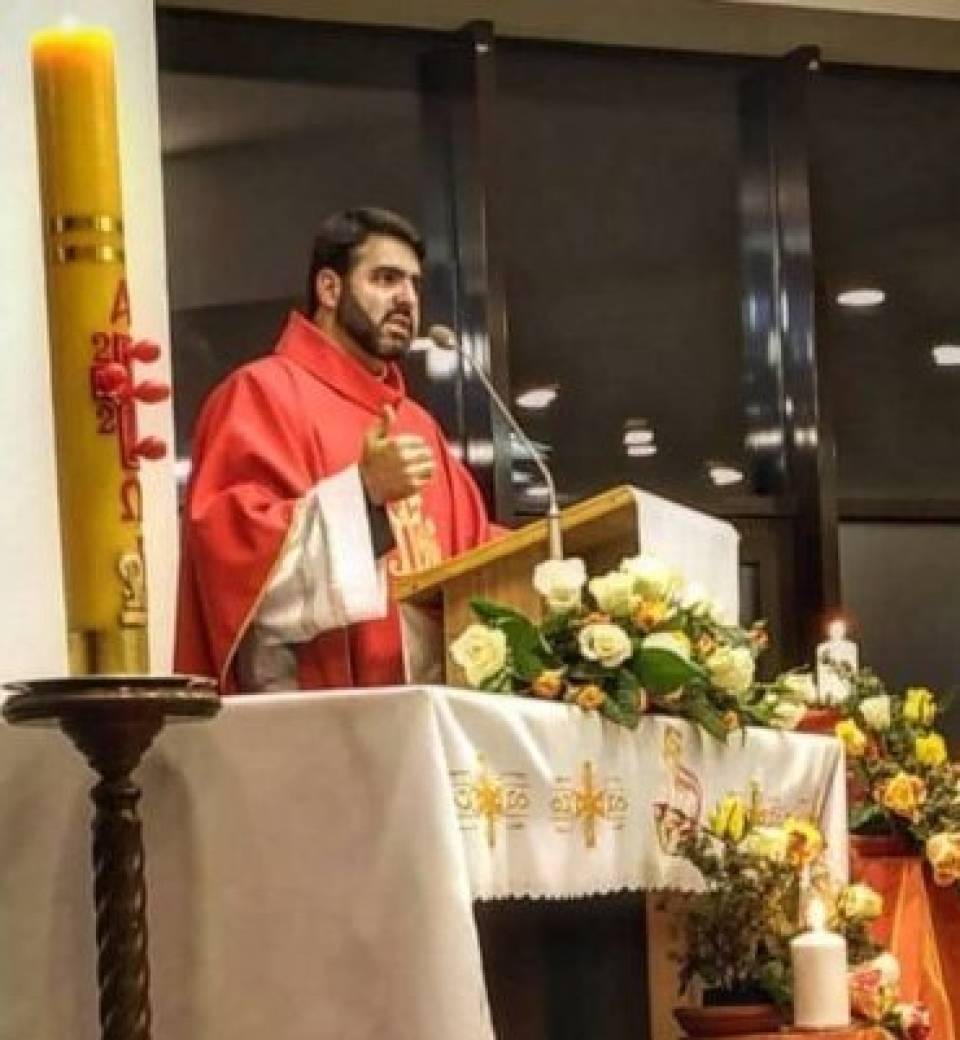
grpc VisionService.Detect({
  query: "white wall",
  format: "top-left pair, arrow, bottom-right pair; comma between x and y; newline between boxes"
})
0,0 -> 176,679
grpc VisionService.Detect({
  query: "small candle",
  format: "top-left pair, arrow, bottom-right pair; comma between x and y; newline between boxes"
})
815,618 -> 858,705
791,897 -> 850,1029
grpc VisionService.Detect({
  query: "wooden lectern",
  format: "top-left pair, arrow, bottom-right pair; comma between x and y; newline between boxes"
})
393,486 -> 640,685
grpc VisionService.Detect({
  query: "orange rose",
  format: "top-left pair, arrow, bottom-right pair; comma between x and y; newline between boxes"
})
632,598 -> 670,632
531,669 -> 565,700
575,684 -> 607,711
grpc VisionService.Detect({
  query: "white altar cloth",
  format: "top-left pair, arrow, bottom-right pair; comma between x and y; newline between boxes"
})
0,687 -> 846,1040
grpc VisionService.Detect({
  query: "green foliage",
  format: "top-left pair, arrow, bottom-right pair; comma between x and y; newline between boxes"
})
448,556 -> 800,741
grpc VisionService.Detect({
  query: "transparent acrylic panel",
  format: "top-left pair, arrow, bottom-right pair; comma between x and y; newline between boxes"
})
496,43 -> 750,508
811,70 -> 960,501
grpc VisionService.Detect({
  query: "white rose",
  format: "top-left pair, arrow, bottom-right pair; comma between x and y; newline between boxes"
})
641,630 -> 692,661
449,624 -> 508,687
681,581 -> 713,619
579,623 -> 632,669
588,571 -> 637,617
619,553 -> 679,600
869,952 -> 901,988
780,672 -> 818,705
706,646 -> 755,695
742,825 -> 788,862
860,694 -> 892,731
770,698 -> 806,731
533,557 -> 587,614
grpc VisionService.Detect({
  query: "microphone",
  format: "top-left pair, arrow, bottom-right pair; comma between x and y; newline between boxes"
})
428,324 -> 563,560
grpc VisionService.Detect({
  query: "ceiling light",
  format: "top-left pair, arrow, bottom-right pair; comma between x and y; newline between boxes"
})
836,288 -> 885,309
624,428 -> 654,447
707,462 -> 744,487
409,337 -> 432,353
524,484 -> 551,499
516,386 -> 558,410
627,444 -> 657,458
932,344 -> 960,367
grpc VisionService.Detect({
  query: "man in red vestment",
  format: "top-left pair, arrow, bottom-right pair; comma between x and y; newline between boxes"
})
175,207 -> 495,693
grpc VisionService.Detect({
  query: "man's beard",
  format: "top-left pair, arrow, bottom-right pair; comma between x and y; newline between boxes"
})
337,285 -> 412,361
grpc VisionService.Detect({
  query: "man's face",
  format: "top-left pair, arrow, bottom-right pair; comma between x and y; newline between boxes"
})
335,234 -> 422,362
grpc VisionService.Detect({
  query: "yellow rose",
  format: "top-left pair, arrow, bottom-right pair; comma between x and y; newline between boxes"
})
903,687 -> 937,726
926,832 -> 960,887
839,882 -> 883,921
915,732 -> 947,767
575,683 -> 606,711
783,816 -> 824,867
878,771 -> 926,822
742,825 -> 788,862
531,669 -> 565,700
836,719 -> 868,757
449,624 -> 508,687
708,795 -> 748,843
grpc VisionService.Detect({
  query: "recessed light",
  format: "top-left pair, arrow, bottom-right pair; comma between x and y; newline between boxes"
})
516,386 -> 558,410
707,462 -> 744,487
524,484 -> 551,499
624,428 -> 654,447
836,288 -> 885,309
932,344 -> 960,367
627,444 -> 657,458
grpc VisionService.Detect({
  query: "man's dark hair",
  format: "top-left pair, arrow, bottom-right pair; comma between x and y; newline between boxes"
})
306,207 -> 425,315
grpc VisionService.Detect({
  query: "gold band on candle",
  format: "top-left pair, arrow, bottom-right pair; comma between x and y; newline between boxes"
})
52,244 -> 125,266
50,213 -> 124,234
32,23 -> 149,675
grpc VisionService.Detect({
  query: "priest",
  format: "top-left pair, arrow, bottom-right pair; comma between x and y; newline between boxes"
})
175,207 -> 496,693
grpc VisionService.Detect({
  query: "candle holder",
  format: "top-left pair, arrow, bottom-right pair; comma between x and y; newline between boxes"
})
2,674 -> 219,1040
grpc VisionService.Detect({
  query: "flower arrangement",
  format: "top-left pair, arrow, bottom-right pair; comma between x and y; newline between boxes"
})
449,553 -> 809,740
676,792 -> 930,1038
833,668 -> 960,888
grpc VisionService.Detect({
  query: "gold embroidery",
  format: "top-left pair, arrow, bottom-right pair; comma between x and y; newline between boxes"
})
654,725 -> 704,855
387,493 -> 441,576
551,761 -> 628,849
450,753 -> 530,849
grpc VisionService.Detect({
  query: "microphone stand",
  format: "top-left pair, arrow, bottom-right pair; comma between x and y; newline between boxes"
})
433,328 -> 563,560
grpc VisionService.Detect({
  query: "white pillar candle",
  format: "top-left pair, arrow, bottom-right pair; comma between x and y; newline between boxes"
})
791,898 -> 850,1029
815,619 -> 858,705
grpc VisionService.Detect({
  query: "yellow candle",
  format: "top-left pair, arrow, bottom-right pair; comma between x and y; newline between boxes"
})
32,24 -> 149,675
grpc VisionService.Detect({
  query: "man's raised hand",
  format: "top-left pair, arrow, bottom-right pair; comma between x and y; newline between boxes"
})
360,405 -> 435,505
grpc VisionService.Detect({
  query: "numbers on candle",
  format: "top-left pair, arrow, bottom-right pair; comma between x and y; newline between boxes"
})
96,401 -> 117,435
91,330 -> 112,364
120,476 -> 142,522
117,545 -> 147,627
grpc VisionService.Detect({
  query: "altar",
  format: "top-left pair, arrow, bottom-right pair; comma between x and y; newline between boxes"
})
0,685 -> 847,1040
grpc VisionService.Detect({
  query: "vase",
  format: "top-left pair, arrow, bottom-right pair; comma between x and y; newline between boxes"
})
850,832 -> 915,859
673,1002 -> 784,1037
796,706 -> 843,735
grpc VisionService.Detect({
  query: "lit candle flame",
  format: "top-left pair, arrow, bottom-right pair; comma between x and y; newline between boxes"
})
826,618 -> 847,642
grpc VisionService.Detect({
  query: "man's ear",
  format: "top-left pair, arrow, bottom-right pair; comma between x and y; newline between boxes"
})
315,267 -> 342,313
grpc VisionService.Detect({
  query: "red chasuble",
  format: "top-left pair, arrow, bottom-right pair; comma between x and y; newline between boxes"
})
175,312 -> 493,693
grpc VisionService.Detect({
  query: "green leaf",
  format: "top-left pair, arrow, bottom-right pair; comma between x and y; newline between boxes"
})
470,598 -> 552,681
682,694 -> 731,744
638,647 -> 703,696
